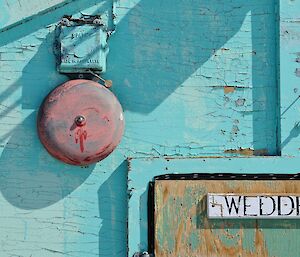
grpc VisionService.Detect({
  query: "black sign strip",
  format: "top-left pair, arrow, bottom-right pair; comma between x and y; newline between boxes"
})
154,173 -> 300,181
148,182 -> 155,255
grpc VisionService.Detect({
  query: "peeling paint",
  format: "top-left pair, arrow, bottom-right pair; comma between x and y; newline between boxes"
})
0,0 -> 288,256
224,86 -> 235,94
224,148 -> 268,156
235,98 -> 246,107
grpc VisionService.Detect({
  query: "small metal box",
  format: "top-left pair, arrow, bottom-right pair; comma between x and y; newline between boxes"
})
58,23 -> 108,74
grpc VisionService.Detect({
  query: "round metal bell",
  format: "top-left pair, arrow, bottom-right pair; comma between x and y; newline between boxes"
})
37,79 -> 124,166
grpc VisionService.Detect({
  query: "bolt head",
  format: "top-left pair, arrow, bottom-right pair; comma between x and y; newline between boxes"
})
93,18 -> 102,25
75,115 -> 86,126
61,17 -> 71,26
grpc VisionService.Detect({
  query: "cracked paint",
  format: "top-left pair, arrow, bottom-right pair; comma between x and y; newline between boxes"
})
0,0 -> 290,256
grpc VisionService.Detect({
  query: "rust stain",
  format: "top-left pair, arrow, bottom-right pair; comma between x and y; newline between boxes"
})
224,148 -> 268,156
154,180 -> 300,257
224,86 -> 235,94
254,221 -> 269,257
163,186 -> 169,205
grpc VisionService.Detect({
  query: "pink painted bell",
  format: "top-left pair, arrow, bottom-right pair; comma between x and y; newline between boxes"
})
37,79 -> 124,165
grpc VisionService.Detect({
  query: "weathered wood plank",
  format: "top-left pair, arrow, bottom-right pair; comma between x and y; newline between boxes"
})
155,180 -> 300,257
128,157 -> 300,256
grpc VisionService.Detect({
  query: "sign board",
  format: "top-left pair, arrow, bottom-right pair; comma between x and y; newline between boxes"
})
207,193 -> 300,219
152,179 -> 300,257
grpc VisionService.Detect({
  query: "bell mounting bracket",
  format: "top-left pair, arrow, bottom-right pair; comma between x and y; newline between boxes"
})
54,14 -> 112,85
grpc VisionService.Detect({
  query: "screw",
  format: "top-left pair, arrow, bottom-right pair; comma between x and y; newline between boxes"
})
87,70 -> 113,88
133,253 -> 151,257
93,18 -> 102,25
75,115 -> 86,126
61,17 -> 71,26
104,80 -> 113,88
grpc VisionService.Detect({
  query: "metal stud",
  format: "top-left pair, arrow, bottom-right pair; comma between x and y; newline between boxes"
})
61,17 -> 71,26
75,115 -> 86,126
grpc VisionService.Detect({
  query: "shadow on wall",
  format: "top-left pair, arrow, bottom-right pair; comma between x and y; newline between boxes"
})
0,1 -> 113,209
110,0 -> 251,113
0,0 -> 112,47
98,161 -> 127,257
0,0 -> 251,209
0,112 -> 95,209
109,0 -> 279,154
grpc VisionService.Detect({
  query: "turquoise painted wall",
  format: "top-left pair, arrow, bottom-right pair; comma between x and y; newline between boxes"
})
0,0 -> 298,256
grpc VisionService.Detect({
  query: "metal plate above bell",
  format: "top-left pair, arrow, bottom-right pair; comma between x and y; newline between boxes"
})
37,79 -> 124,166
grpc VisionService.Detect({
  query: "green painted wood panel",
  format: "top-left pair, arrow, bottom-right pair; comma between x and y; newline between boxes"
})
0,0 -> 291,256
